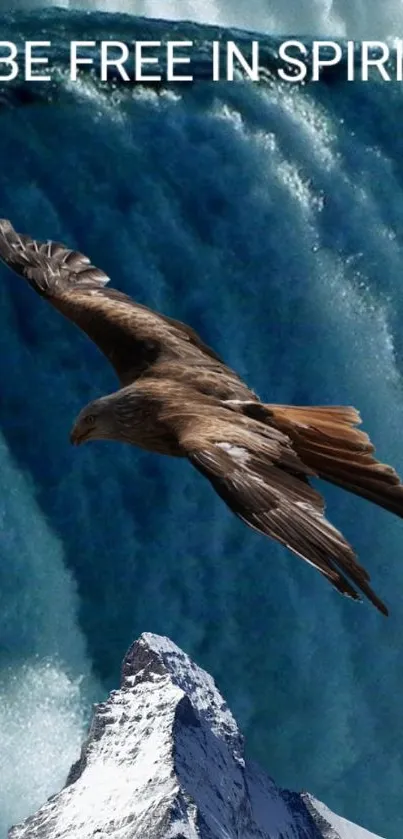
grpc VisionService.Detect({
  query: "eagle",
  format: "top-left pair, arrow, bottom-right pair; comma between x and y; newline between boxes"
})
0,217 -> 401,616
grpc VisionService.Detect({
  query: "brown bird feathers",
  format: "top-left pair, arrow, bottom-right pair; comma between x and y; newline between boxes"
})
1,217 -> 402,616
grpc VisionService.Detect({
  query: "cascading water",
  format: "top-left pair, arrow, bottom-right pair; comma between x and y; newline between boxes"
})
3,0 -> 403,38
100,0 -> 403,38
1,10 -> 403,839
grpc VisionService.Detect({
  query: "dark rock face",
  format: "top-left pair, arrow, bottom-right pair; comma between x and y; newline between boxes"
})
8,634 -> 383,839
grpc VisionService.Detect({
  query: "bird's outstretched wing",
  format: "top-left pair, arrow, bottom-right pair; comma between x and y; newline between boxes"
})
0,219 -> 223,385
173,404 -> 388,615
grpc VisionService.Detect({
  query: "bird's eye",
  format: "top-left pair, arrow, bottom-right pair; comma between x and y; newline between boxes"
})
85,414 -> 96,426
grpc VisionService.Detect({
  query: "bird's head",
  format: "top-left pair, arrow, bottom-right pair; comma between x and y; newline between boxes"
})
70,388 -> 141,446
70,396 -> 119,446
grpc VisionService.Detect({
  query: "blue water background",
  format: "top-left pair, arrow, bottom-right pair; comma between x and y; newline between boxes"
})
0,12 -> 403,837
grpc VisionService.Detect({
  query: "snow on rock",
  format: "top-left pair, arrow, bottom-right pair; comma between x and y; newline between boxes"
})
302,795 -> 385,839
8,633 -> 385,839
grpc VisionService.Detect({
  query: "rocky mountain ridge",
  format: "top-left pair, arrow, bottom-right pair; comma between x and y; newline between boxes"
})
9,633 -> 384,839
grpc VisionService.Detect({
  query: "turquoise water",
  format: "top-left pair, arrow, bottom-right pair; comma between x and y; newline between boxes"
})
1,12 -> 403,837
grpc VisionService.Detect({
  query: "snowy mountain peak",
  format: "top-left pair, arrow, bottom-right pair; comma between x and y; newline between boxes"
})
122,633 -> 243,761
8,633 -> 384,839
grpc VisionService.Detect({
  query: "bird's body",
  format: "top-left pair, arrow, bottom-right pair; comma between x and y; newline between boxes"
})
1,217 -> 402,616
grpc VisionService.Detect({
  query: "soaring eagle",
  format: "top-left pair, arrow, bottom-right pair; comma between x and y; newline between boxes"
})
0,218 -> 401,616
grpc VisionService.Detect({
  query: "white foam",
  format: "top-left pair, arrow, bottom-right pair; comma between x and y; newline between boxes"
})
0,433 -> 99,835
0,661 -> 87,832
39,0 -> 403,40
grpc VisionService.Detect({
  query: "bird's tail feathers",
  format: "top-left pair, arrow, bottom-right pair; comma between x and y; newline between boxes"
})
263,403 -> 403,520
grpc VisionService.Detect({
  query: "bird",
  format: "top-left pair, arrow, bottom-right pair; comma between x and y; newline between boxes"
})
0,218 -> 402,616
